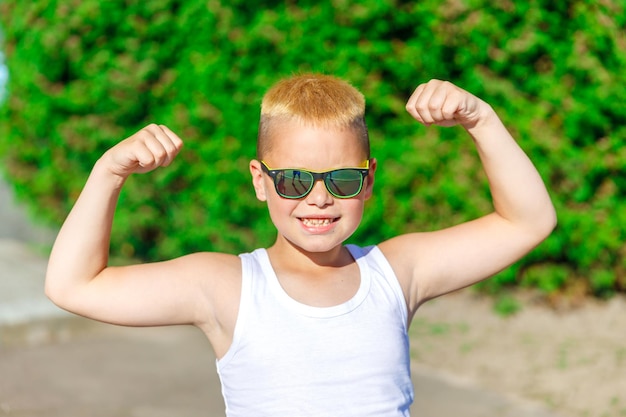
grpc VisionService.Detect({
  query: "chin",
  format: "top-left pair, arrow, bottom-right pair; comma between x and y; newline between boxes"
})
290,235 -> 351,255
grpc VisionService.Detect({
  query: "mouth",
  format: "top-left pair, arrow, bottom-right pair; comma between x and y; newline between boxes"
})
299,217 -> 338,227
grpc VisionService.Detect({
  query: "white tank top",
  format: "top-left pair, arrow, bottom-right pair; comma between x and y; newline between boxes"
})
217,244 -> 414,417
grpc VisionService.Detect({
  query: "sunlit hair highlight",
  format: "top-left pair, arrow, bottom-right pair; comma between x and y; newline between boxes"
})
257,73 -> 370,159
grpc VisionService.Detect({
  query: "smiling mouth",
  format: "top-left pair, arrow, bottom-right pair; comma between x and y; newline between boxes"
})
300,218 -> 337,227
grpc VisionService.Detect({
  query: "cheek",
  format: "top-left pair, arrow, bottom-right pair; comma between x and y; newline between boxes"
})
266,194 -> 296,219
342,200 -> 366,221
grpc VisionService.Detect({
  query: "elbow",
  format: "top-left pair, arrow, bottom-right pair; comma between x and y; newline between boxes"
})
533,202 -> 558,243
45,281 -> 81,314
548,207 -> 558,233
44,271 -> 74,310
44,274 -> 63,307
510,201 -> 557,248
545,201 -> 558,234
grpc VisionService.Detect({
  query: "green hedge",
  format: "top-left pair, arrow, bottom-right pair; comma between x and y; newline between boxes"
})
1,0 -> 625,297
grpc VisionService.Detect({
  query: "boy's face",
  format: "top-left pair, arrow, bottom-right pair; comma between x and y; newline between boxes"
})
250,120 -> 376,255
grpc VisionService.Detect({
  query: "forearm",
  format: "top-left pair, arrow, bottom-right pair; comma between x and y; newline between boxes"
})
45,157 -> 125,304
467,108 -> 556,236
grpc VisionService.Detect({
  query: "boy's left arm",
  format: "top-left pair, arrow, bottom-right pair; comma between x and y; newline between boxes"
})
379,80 -> 557,314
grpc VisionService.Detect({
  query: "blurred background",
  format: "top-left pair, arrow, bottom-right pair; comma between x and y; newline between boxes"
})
0,1 -> 625,416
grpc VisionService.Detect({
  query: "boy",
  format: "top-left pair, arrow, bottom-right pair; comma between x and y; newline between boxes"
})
46,74 -> 556,416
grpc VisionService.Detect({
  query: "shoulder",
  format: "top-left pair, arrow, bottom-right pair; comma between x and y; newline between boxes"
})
187,251 -> 243,272
168,251 -> 242,282
165,251 -> 243,315
376,232 -> 437,310
179,252 -> 243,333
377,233 -> 431,278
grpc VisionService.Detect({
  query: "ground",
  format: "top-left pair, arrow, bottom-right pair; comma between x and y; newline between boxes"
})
411,288 -> 626,417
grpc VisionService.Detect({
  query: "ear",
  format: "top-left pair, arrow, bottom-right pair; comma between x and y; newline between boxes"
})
362,158 -> 377,200
250,159 -> 268,201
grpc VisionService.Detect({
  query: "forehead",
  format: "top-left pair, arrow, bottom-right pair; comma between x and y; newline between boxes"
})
261,119 -> 368,165
262,120 -> 367,168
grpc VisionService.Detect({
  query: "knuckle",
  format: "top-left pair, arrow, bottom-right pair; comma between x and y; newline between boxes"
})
154,148 -> 168,160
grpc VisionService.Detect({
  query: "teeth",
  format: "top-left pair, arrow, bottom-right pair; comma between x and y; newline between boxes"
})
302,218 -> 333,226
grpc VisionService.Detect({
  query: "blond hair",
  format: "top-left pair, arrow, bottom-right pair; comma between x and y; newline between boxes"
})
257,73 -> 370,159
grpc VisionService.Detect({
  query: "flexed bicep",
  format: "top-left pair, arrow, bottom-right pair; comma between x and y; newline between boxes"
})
46,123 -> 186,318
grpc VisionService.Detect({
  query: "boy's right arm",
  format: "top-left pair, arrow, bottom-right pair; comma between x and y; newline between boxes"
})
45,125 -> 241,340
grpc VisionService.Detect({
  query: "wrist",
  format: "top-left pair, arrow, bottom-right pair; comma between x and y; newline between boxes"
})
92,156 -> 128,190
463,103 -> 501,135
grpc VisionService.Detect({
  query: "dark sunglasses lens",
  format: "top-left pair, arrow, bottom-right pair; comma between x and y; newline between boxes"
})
325,170 -> 364,197
276,169 -> 314,197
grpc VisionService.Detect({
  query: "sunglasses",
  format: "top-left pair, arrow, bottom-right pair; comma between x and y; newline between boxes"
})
260,160 -> 370,199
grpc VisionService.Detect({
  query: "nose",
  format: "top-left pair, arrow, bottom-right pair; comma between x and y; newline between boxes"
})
305,180 -> 333,207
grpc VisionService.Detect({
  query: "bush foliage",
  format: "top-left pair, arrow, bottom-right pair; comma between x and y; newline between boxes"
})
1,0 -> 625,296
